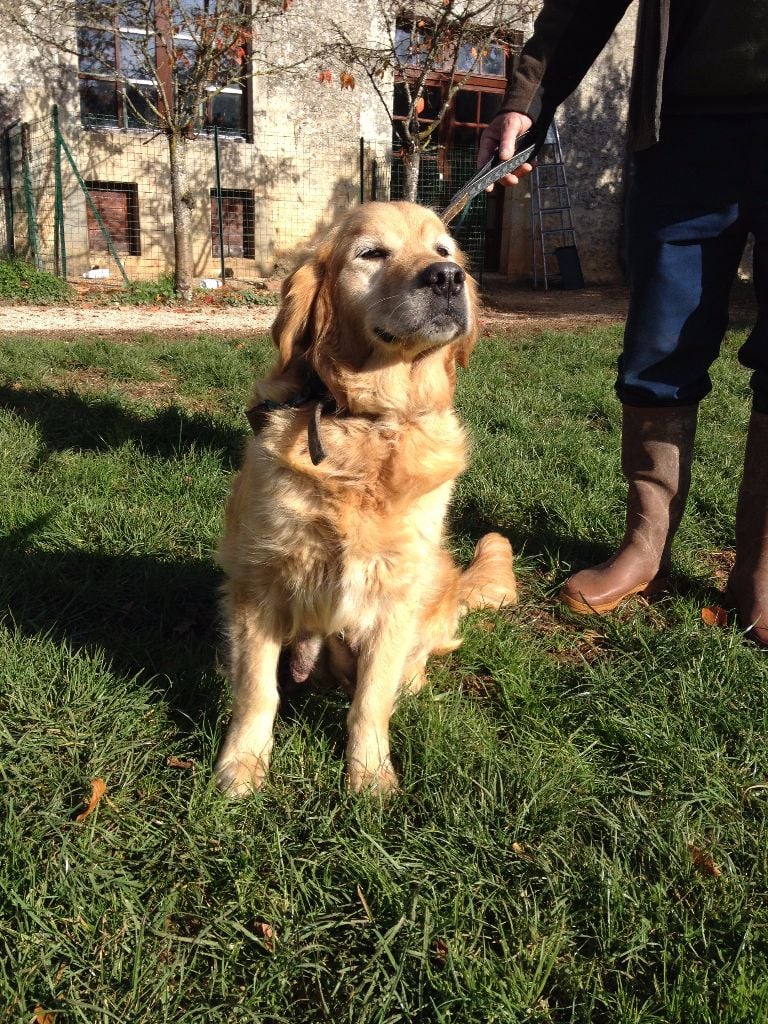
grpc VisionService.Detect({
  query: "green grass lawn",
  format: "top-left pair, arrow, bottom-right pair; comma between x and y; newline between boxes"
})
1,326 -> 767,1023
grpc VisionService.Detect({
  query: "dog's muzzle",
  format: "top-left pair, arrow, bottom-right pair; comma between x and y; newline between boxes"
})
372,260 -> 469,344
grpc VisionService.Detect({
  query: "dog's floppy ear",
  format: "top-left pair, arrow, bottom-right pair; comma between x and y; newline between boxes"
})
271,234 -> 338,373
271,260 -> 321,371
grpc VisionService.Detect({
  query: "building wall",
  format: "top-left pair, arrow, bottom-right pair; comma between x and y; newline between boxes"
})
1,2 -> 639,286
501,4 -> 637,285
2,0 -> 392,281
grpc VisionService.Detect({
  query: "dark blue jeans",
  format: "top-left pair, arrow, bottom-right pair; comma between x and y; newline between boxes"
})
617,113 -> 768,412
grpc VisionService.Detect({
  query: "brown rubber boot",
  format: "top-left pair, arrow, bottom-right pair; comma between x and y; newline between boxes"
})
727,410 -> 768,648
559,404 -> 698,615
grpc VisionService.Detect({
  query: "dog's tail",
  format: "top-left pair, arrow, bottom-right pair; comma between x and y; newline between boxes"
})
458,533 -> 517,612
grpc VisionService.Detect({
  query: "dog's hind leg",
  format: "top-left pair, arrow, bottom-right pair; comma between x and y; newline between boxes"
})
402,537 -> 517,697
215,584 -> 282,798
458,533 -> 517,611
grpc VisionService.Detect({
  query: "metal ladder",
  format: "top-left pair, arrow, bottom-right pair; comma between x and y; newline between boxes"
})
530,120 -> 583,289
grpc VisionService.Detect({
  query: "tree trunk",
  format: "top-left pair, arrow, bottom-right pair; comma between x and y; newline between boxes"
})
168,132 -> 195,301
402,149 -> 421,204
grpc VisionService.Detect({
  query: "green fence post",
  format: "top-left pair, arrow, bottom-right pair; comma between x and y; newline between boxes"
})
213,126 -> 226,283
20,122 -> 41,270
52,105 -> 67,280
56,129 -> 130,287
2,124 -> 16,257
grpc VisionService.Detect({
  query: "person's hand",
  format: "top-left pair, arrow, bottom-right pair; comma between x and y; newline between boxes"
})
477,111 -> 535,188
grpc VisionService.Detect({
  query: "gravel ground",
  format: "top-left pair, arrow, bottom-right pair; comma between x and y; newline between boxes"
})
0,288 -> 630,340
0,282 -> 758,340
0,302 -> 278,338
0,284 -> 757,339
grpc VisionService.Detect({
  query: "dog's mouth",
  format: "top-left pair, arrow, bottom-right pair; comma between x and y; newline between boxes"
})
372,307 -> 468,347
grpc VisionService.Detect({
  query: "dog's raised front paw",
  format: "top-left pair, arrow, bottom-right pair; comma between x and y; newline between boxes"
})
214,752 -> 268,798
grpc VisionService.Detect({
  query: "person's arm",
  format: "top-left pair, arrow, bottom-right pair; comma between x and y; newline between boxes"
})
478,0 -> 634,183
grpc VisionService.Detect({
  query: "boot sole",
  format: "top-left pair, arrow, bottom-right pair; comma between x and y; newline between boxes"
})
560,579 -> 667,616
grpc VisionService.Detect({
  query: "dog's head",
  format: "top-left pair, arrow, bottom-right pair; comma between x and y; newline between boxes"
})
271,201 -> 478,414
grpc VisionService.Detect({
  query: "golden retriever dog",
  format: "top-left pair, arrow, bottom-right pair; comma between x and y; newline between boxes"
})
215,200 -> 517,797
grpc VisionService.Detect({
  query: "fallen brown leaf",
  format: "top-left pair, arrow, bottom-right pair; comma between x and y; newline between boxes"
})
431,938 -> 449,966
356,883 -> 373,922
165,755 -> 194,770
687,843 -> 722,878
701,605 -> 728,627
511,841 -> 536,863
74,778 -> 107,822
33,1005 -> 55,1023
253,921 -> 275,951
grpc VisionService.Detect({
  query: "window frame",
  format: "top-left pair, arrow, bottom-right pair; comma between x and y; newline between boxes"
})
77,2 -> 250,139
84,180 -> 142,257
391,27 -> 522,156
210,187 -> 255,259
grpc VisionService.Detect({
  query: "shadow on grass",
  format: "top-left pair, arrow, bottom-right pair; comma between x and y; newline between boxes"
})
0,385 -> 245,468
1,519 -> 223,721
451,495 -> 724,608
0,384 -> 250,727
1,518 -> 351,756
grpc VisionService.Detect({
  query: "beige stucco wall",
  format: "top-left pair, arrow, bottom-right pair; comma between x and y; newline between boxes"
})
501,4 -> 637,286
2,0 -> 392,281
2,2 -> 641,286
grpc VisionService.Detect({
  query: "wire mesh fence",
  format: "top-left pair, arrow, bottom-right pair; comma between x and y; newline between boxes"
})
390,146 -> 487,277
1,108 -> 487,290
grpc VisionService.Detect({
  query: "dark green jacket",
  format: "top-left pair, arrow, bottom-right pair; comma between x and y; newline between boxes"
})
499,0 -> 668,151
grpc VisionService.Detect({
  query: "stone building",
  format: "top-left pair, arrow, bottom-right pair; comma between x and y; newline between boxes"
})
0,2 -> 638,287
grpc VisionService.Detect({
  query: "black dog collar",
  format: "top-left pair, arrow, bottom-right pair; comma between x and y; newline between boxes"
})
245,377 -> 338,466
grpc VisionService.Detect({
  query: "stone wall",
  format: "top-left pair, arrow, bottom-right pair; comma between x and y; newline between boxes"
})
1,2 -> 640,285
1,0 -> 393,281
501,5 -> 637,285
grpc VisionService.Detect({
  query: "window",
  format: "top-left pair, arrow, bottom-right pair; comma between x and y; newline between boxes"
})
85,182 -> 141,256
451,89 -> 503,149
395,26 -> 509,78
78,1 -> 248,137
78,19 -> 159,129
395,25 -> 428,68
210,188 -> 254,258
392,81 -> 443,147
456,43 -> 506,77
392,23 -> 521,153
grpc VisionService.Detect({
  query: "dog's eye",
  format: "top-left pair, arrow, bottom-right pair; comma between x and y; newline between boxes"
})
358,248 -> 389,260
435,244 -> 452,258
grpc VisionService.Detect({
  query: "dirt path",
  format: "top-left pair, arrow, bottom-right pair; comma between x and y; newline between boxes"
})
0,288 -> 628,340
0,283 -> 757,339
0,302 -> 279,339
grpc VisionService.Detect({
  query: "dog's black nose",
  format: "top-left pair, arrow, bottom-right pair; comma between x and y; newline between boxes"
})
419,262 -> 465,298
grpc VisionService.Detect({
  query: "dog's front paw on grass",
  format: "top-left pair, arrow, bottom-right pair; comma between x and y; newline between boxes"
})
347,758 -> 399,798
214,753 -> 269,798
